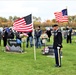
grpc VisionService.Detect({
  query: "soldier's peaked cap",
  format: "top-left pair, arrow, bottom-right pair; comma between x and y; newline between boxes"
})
52,24 -> 58,27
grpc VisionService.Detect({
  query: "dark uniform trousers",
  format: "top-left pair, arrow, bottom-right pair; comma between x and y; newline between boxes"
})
54,48 -> 61,66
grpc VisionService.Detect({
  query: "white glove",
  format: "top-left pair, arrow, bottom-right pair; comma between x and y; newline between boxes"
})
57,47 -> 60,50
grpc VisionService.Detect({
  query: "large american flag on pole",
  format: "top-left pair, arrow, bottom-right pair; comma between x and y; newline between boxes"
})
54,9 -> 68,22
13,14 -> 33,32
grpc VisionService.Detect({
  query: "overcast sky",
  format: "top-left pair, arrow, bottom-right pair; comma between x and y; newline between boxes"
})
0,0 -> 76,21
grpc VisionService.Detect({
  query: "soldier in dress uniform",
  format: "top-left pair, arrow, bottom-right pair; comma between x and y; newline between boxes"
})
52,24 -> 63,67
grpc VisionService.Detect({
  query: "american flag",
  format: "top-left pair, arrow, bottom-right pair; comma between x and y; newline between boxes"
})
54,9 -> 68,22
13,14 -> 33,32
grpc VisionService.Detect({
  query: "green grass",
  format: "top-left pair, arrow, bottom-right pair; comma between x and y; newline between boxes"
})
0,36 -> 76,75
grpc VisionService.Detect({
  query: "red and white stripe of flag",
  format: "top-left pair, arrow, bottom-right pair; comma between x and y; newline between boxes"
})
54,12 -> 68,22
13,18 -> 33,32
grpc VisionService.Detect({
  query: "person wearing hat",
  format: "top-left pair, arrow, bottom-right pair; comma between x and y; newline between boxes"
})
52,24 -> 63,67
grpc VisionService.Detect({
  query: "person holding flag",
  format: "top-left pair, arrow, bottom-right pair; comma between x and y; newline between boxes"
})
52,24 -> 63,67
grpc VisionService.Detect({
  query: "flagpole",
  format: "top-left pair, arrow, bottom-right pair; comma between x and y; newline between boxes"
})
32,14 -> 36,60
66,6 -> 69,26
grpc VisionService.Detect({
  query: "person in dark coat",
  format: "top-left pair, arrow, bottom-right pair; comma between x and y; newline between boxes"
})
2,28 -> 8,47
35,26 -> 42,48
46,28 -> 52,42
52,24 -> 63,67
8,28 -> 14,39
66,26 -> 72,43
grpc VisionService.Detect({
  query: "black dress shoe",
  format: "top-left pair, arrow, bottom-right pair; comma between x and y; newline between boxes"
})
55,65 -> 59,67
59,65 -> 61,67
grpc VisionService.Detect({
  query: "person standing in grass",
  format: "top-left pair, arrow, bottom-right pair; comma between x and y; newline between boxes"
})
40,31 -> 48,45
46,28 -> 52,42
66,26 -> 72,43
52,24 -> 63,67
26,32 -> 33,48
2,28 -> 8,47
35,26 -> 42,48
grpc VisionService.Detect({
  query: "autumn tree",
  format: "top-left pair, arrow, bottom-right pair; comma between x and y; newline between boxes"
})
13,16 -> 20,22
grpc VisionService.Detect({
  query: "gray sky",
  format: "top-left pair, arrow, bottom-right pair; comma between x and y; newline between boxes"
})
0,0 -> 76,21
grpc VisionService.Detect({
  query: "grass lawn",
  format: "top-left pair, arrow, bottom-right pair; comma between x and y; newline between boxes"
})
0,36 -> 76,75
